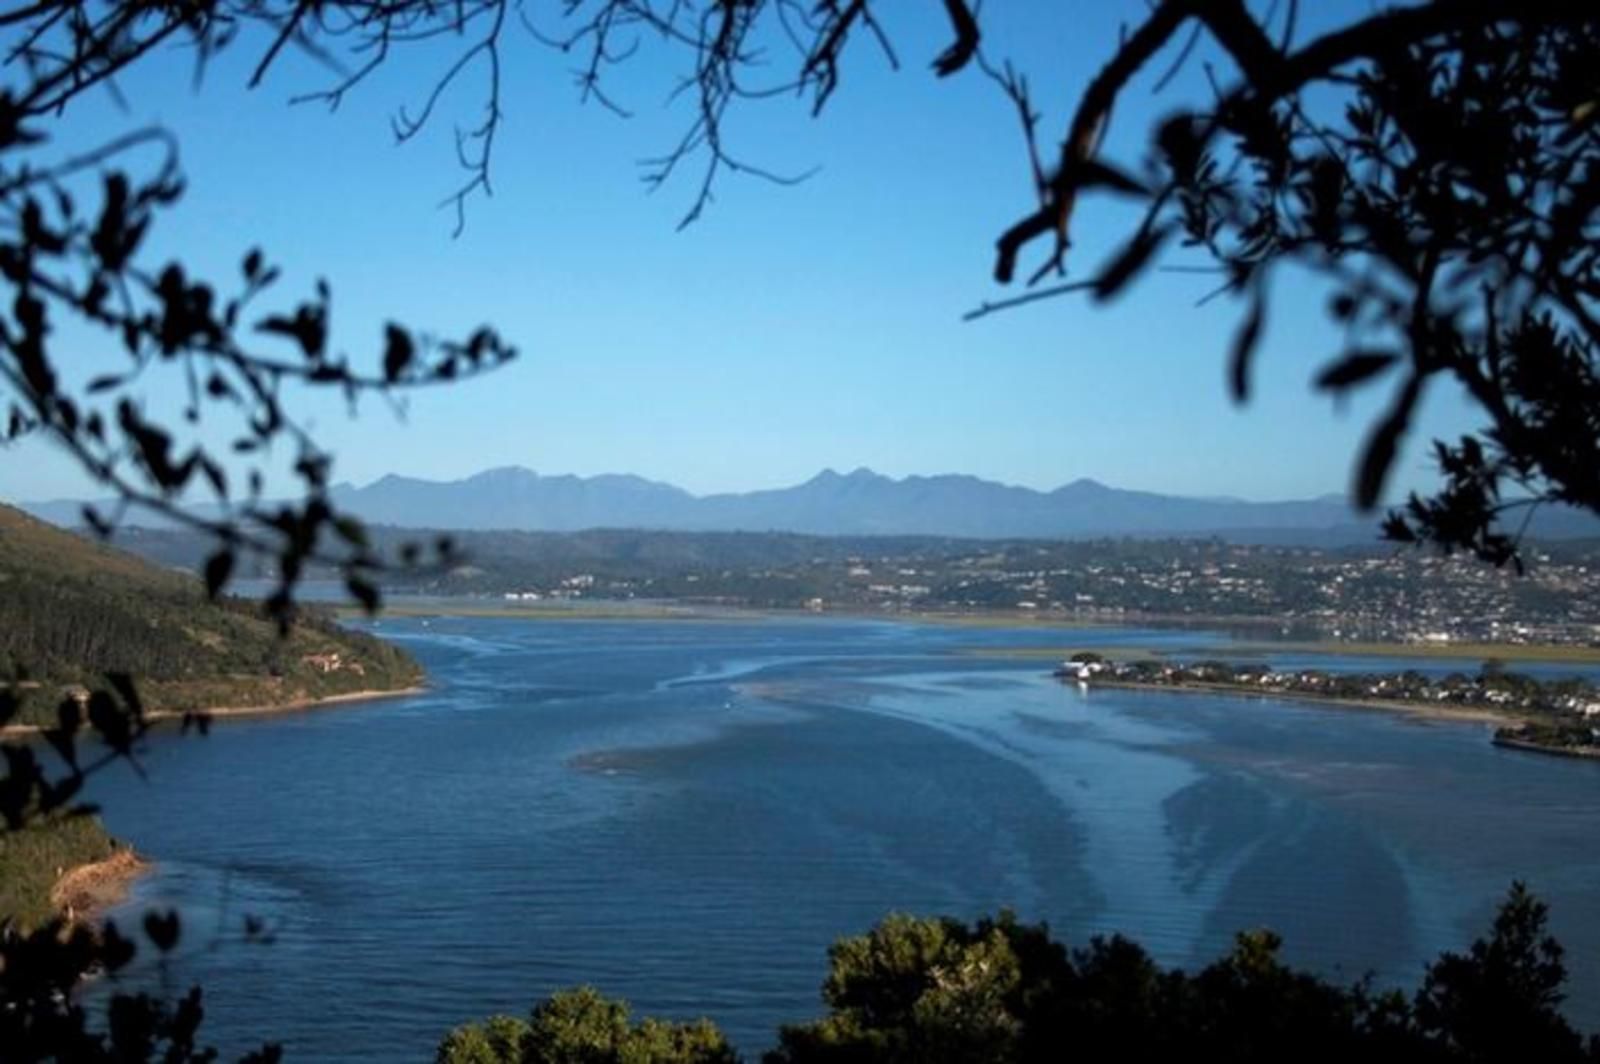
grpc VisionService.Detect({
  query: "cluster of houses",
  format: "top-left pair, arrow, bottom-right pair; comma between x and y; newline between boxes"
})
1053,652 -> 1600,722
501,573 -> 599,602
464,545 -> 1600,648
300,651 -> 364,676
934,548 -> 1600,646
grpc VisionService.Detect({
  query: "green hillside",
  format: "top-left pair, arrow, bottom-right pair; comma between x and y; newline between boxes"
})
0,813 -> 120,928
0,503 -> 422,728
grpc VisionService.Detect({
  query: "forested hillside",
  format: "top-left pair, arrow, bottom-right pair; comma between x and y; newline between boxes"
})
0,504 -> 421,726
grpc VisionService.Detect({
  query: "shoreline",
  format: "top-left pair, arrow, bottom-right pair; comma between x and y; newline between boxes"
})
50,847 -> 148,924
960,640 -> 1600,666
345,599 -> 1600,663
348,600 -> 1200,630
191,683 -> 427,721
0,683 -> 427,740
1490,733 -> 1600,761
1081,677 -> 1522,727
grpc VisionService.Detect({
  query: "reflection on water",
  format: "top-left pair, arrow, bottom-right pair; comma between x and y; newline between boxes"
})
82,616 -> 1600,1060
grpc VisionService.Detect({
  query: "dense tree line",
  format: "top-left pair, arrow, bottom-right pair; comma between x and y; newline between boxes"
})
0,505 -> 421,725
440,887 -> 1598,1063
0,576 -> 200,679
0,567 -> 415,689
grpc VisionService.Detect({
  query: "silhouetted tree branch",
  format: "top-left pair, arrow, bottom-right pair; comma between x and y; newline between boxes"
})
21,0 -> 1572,567
975,1 -> 1599,568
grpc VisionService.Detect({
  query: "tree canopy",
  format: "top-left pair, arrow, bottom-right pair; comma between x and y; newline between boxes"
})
438,887 -> 1599,1063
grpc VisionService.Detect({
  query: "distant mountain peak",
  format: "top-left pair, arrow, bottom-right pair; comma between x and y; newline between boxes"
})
1055,477 -> 1109,493
466,465 -> 537,482
37,465 -> 1589,545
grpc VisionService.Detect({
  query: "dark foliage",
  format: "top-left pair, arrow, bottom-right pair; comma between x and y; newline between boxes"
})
440,886 -> 1599,1063
1,25 -> 515,625
958,3 -> 1600,569
0,671 -> 286,1062
0,1 -> 510,1055
438,987 -> 736,1063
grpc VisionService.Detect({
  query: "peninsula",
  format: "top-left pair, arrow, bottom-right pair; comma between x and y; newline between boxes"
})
0,503 -> 423,732
1055,653 -> 1600,758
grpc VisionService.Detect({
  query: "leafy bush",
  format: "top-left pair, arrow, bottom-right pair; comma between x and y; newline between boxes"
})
438,987 -> 735,1064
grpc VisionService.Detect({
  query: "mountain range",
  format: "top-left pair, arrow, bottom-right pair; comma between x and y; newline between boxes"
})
26,465 -> 1599,543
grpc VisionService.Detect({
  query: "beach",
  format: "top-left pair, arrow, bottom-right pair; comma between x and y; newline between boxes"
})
50,847 -> 148,923
0,684 -> 427,740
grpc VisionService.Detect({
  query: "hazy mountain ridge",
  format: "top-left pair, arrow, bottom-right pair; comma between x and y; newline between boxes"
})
20,465 -> 1600,543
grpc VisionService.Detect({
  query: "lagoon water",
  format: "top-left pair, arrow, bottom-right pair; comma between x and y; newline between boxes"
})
86,616 -> 1600,1060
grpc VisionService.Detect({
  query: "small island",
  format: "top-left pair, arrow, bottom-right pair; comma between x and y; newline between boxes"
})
1054,652 -> 1600,760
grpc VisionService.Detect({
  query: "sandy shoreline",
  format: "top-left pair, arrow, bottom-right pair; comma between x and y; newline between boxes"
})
50,847 -> 149,923
191,683 -> 427,721
0,684 -> 427,740
1082,678 -> 1520,727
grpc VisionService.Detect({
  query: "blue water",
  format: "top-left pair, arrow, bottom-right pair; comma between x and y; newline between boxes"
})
81,616 -> 1600,1060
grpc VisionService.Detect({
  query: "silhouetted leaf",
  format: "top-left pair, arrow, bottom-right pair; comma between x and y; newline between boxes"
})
197,457 -> 228,499
1157,112 -> 1205,178
106,672 -> 144,719
383,323 -> 415,382
82,505 -> 112,538
256,304 -> 327,360
45,699 -> 83,772
86,690 -> 133,756
143,909 -> 181,952
203,550 -> 234,600
346,574 -> 380,613
1355,375 -> 1422,510
1315,350 -> 1400,392
1228,288 -> 1266,404
100,921 -> 137,971
334,516 -> 369,549
1093,224 -> 1172,303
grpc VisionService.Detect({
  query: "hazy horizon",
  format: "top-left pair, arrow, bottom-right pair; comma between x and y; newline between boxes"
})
5,462 -> 1357,507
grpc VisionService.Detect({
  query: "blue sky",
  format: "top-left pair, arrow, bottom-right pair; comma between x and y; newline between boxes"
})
3,0 -> 1484,504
